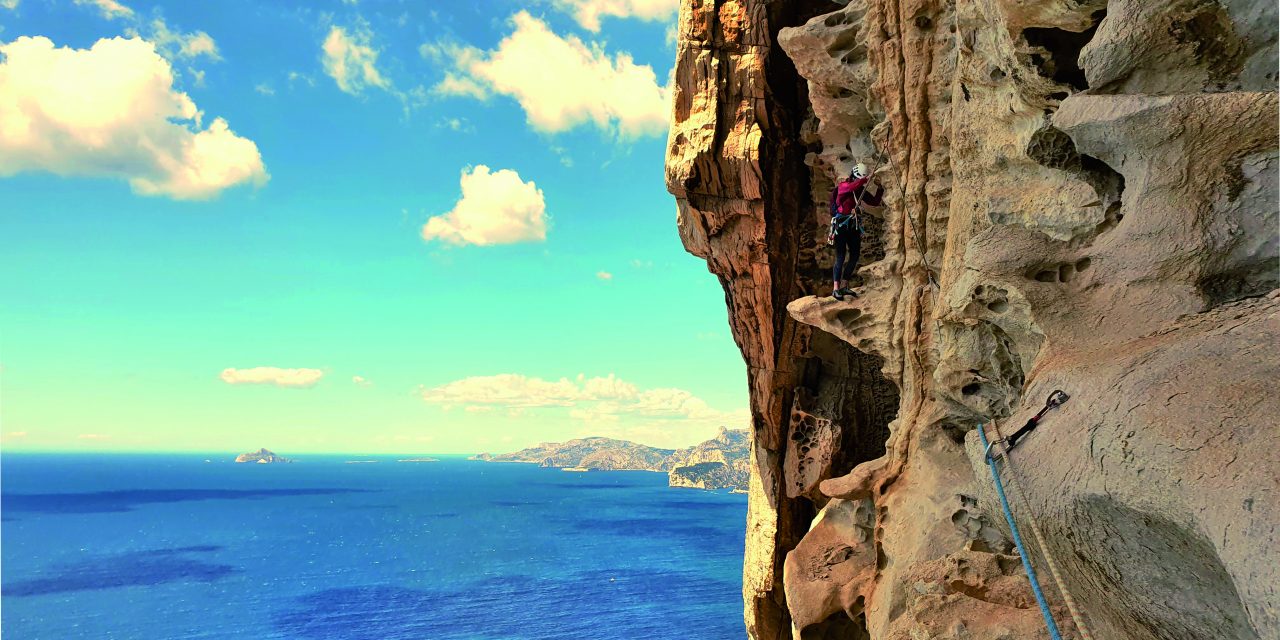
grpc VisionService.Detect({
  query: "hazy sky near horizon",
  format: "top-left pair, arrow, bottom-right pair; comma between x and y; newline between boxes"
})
0,0 -> 750,454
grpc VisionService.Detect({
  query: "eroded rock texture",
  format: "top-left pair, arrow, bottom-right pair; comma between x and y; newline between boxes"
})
665,0 -> 1278,638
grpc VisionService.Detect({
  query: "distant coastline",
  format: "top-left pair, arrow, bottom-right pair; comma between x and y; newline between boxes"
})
470,427 -> 750,491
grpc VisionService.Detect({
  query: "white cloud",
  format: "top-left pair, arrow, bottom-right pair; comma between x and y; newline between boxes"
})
1,0 -> 18,10
254,83 -> 275,96
77,433 -> 111,440
322,23 -> 390,95
435,117 -> 474,133
431,12 -> 669,138
143,18 -> 219,60
419,373 -> 746,432
352,375 -> 372,387
421,165 -> 547,246
422,374 -> 585,408
553,0 -> 679,31
74,0 -> 133,20
288,70 -> 317,87
220,367 -> 324,388
596,271 -> 613,280
0,36 -> 268,199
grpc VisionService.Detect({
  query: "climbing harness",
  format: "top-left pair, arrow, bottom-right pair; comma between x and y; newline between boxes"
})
979,421 -> 1064,640
983,391 -> 1095,640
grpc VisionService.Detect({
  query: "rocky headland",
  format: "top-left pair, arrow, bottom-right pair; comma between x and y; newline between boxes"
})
473,427 -> 751,490
665,1 -> 1277,639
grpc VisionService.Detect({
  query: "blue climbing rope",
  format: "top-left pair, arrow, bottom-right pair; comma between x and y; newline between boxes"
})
979,424 -> 1064,640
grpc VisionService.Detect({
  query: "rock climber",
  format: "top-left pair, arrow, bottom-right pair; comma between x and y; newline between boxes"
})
828,162 -> 883,300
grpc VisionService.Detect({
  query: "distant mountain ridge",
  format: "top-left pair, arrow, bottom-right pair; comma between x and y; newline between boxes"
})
471,427 -> 750,491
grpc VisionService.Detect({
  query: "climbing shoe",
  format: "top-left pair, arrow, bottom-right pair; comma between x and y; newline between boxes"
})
832,289 -> 845,301
837,287 -> 857,298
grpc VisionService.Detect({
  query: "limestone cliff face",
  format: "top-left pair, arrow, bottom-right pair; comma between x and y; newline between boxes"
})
666,1 -> 1278,639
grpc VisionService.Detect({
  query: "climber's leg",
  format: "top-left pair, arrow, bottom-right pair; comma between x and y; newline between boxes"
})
832,232 -> 848,295
840,230 -> 862,282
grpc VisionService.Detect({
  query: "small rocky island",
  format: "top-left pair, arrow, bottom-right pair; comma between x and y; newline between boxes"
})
472,427 -> 749,491
234,448 -> 291,464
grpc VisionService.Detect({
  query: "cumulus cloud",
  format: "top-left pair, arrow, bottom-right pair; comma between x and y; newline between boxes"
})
220,367 -> 324,388
1,0 -> 18,10
322,23 -> 390,95
430,12 -> 669,138
553,0 -> 679,31
352,375 -> 372,387
421,165 -> 547,246
419,373 -> 746,431
74,0 -> 133,20
0,36 -> 268,199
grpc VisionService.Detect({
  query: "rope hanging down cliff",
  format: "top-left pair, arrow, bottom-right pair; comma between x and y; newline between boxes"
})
978,421 -> 1065,640
983,391 -> 1096,640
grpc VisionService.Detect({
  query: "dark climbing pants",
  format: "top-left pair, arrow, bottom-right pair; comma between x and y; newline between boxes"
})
832,229 -> 862,283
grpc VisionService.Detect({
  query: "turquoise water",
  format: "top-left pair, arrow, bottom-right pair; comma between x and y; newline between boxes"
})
1,455 -> 747,639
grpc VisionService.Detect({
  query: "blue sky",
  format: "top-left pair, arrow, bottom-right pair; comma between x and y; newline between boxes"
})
0,0 -> 749,454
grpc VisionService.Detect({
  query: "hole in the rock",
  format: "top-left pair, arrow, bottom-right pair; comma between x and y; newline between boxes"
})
961,383 -> 983,396
988,66 -> 1007,82
823,11 -> 854,28
1079,154 -> 1125,208
1034,270 -> 1058,283
1047,91 -> 1069,101
1022,10 -> 1104,91
961,83 -> 971,101
1058,263 -> 1076,283
987,299 -> 1009,314
913,15 -> 932,31
941,422 -> 969,445
1025,126 -> 1080,171
1076,257 -> 1092,271
835,308 -> 862,325
797,330 -> 898,494
1197,259 -> 1280,308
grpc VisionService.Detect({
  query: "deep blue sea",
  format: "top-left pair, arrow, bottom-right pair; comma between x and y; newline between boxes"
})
0,454 -> 747,639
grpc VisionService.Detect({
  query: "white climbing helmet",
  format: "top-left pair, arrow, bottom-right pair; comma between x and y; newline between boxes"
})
851,162 -> 869,179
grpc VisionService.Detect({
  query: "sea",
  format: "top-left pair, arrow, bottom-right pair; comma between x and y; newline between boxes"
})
0,454 -> 748,640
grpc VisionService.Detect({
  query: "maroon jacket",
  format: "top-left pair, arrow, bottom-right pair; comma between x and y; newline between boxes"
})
829,176 -> 883,216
